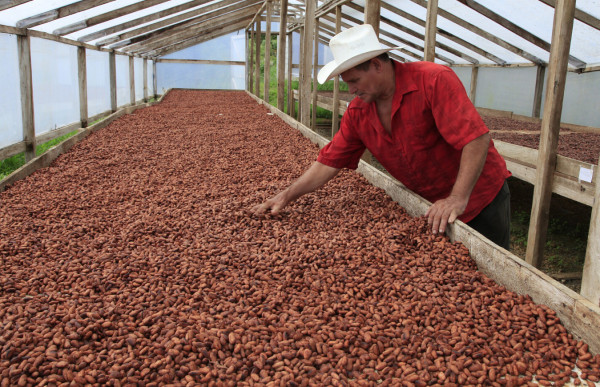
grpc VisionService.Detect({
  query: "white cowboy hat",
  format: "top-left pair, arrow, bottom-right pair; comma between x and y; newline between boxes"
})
317,24 -> 401,84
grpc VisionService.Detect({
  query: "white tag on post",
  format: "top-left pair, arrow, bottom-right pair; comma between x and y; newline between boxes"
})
578,166 -> 593,183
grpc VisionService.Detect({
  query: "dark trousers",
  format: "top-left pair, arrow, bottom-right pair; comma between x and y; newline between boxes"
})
467,181 -> 511,250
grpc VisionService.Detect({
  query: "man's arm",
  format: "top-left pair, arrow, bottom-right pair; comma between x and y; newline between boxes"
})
425,132 -> 490,234
252,161 -> 341,215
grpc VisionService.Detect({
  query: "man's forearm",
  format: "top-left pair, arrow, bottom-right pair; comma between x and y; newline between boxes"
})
450,133 -> 490,200
281,161 -> 341,203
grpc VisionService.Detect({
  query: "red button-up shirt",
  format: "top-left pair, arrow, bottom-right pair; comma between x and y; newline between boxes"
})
317,61 -> 511,222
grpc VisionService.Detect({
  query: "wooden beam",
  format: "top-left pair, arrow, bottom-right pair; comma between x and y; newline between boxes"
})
246,1 -> 267,30
469,65 -> 479,103
300,0 -> 316,127
407,0 -> 545,65
53,0 -> 172,36
156,59 -> 245,65
17,0 -> 116,29
0,23 -> 25,35
78,0 -> 217,42
17,33 -> 35,162
100,0 -> 257,49
77,46 -> 88,128
536,0 -> 600,30
455,0 -> 585,69
526,0 -> 577,267
311,18 -> 319,130
277,0 -> 288,111
27,29 -> 109,52
129,56 -> 135,105
532,65 -> 546,118
332,5 -> 342,138
581,154 -> 600,306
0,0 -> 31,12
424,0 -> 438,62
143,58 -> 148,102
123,6 -> 259,55
254,20 -> 261,98
364,0 -> 381,35
152,60 -> 157,98
264,0 -> 272,104
249,24 -> 255,93
348,3 -> 476,64
286,32 -> 293,116
109,51 -> 117,112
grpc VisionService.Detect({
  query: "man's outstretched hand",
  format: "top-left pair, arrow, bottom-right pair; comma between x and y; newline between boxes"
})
425,194 -> 468,235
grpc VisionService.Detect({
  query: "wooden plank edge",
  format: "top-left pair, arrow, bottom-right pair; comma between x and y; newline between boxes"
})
245,89 -> 600,354
0,95 -> 169,192
477,107 -> 600,134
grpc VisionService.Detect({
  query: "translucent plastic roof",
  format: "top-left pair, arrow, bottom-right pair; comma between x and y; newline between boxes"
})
0,0 -> 599,68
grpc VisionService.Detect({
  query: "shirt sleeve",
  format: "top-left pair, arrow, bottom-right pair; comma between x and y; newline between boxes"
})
317,108 -> 366,170
429,68 -> 489,150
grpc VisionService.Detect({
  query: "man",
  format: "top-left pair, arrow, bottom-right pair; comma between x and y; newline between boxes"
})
253,24 -> 512,250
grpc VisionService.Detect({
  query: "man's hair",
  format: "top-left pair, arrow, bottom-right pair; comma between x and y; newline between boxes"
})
353,53 -> 391,72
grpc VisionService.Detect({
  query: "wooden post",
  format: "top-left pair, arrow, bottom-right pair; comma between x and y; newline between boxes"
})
249,25 -> 255,93
77,46 -> 88,128
109,52 -> 117,112
263,0 -> 272,103
331,5 -> 342,138
17,33 -> 35,162
277,0 -> 288,111
254,20 -> 261,98
143,58 -> 148,102
581,155 -> 600,306
532,64 -> 546,118
424,0 -> 439,62
300,0 -> 315,127
469,65 -> 479,103
152,60 -> 157,99
129,56 -> 135,105
287,32 -> 293,116
311,18 -> 319,131
298,26 -> 304,119
364,0 -> 381,35
526,0 -> 576,267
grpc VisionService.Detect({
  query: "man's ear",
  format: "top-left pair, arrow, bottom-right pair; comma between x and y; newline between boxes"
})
371,57 -> 384,73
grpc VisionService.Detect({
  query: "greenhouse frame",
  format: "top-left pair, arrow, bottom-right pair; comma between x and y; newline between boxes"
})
1,0 -> 600,382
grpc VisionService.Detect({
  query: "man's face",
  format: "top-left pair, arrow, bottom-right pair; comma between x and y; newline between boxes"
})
340,63 -> 378,103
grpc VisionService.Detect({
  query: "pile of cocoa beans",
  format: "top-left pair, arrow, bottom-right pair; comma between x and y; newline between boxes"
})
1,90 -> 598,386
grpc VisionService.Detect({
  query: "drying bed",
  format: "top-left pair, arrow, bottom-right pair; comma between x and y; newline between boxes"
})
1,90 -> 599,386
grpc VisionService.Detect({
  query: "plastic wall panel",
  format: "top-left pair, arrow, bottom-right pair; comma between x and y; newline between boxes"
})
162,31 -> 244,61
157,63 -> 245,91
0,33 -> 23,149
31,37 -> 79,135
86,49 -> 110,117
450,67 -> 472,97
115,54 -> 130,107
134,57 -> 144,102
556,71 -> 600,128
475,67 -> 537,117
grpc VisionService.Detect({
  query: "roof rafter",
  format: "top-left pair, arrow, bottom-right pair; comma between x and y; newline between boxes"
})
149,19 -> 249,58
78,0 -> 216,43
17,0 -> 116,29
0,0 -> 32,12
53,0 -> 172,36
405,0 -> 545,65
95,0 -> 253,47
126,5 -> 259,56
455,0 -> 586,68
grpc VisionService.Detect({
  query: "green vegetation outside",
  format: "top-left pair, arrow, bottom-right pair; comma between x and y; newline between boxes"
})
254,36 -> 348,122
0,130 -> 78,180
